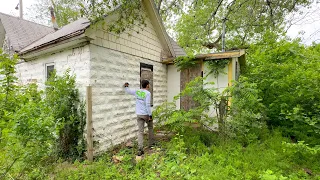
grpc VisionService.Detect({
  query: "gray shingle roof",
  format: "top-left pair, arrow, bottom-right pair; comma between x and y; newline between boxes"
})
0,12 -> 54,52
169,37 -> 186,57
19,17 -> 185,58
20,18 -> 90,54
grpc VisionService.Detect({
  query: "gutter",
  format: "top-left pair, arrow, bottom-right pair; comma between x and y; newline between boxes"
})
20,34 -> 93,61
19,29 -> 87,56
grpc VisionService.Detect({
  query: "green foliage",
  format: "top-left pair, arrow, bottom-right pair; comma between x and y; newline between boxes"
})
283,141 -> 320,166
45,70 -> 86,160
245,39 -> 320,145
0,50 -> 18,116
52,129 -> 320,179
174,55 -> 197,71
27,0 -> 84,27
174,0 -> 312,54
154,77 -> 221,132
205,59 -> 231,77
226,78 -> 268,145
0,50 -> 86,178
80,0 -> 146,34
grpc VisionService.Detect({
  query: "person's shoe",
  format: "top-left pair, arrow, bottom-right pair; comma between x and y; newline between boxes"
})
137,149 -> 144,156
148,141 -> 158,148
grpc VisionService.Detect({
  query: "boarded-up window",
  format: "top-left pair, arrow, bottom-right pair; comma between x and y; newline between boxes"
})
140,63 -> 153,106
180,62 -> 202,111
46,63 -> 55,80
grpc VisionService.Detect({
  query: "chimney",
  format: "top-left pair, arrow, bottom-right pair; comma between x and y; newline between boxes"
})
49,7 -> 59,31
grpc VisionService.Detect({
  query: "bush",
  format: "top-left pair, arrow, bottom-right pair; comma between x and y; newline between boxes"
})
245,40 -> 320,144
45,70 -> 86,160
0,49 -> 86,178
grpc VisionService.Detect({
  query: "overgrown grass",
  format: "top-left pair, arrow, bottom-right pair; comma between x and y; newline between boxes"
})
50,128 -> 320,180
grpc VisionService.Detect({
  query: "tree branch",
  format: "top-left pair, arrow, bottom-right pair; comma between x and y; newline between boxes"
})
266,0 -> 275,27
204,0 -> 224,27
203,34 -> 222,49
157,0 -> 163,13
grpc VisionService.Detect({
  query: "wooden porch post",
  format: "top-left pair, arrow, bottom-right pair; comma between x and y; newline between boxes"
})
86,85 -> 93,162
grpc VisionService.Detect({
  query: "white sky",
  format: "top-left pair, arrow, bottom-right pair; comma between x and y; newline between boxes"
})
1,0 -> 320,45
0,0 -> 36,17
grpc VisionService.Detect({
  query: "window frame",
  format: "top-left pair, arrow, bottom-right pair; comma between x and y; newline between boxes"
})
140,63 -> 154,106
45,63 -> 55,80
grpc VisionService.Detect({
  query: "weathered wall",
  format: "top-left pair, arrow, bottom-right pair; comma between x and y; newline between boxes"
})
86,6 -> 171,63
203,61 -> 229,93
15,45 -> 91,97
203,58 -> 236,120
167,64 -> 180,109
180,62 -> 202,111
89,45 -> 167,154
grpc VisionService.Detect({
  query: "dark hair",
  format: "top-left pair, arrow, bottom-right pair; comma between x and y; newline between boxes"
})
141,80 -> 150,88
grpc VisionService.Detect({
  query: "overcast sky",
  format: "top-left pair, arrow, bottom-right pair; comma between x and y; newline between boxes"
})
1,0 -> 320,45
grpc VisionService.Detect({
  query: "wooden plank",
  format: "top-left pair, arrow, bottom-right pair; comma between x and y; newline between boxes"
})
86,86 -> 93,162
200,51 -> 240,60
161,50 -> 245,64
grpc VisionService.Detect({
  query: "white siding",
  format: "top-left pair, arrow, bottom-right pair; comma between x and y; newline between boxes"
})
89,45 -> 167,154
15,45 -> 91,98
203,61 -> 230,122
203,62 -> 229,92
86,7 -> 171,63
167,64 -> 180,109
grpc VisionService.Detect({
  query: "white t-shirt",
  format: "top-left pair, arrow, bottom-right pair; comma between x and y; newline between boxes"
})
125,87 -> 152,116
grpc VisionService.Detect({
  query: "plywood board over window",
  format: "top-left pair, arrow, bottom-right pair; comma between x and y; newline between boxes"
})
180,62 -> 202,111
140,63 -> 153,106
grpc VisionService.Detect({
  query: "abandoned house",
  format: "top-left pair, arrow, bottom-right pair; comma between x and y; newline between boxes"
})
0,0 -> 245,155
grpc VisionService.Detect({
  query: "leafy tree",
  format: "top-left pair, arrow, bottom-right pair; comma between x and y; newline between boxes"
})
27,0 -> 84,27
28,0 -> 313,53
173,0 -> 313,53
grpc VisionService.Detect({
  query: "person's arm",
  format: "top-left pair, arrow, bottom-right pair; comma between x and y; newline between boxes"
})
124,82 -> 135,95
146,92 -> 152,120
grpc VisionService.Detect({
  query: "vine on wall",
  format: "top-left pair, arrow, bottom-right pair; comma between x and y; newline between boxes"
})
205,59 -> 231,77
174,55 -> 197,70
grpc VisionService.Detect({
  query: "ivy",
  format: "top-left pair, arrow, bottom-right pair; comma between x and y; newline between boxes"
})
174,55 -> 197,71
205,59 -> 231,78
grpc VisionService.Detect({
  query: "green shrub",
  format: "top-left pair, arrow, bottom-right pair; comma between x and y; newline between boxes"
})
45,70 -> 86,160
246,40 -> 320,144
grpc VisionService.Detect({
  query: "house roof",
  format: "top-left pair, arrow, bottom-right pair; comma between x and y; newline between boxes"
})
0,12 -> 54,52
20,18 -> 91,54
162,49 -> 246,64
169,37 -> 186,57
3,0 -> 185,59
197,49 -> 245,60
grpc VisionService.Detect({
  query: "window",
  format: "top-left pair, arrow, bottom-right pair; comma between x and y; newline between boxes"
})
46,63 -> 55,80
140,63 -> 153,106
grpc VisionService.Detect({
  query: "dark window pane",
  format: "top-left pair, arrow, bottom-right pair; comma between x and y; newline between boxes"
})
47,65 -> 54,80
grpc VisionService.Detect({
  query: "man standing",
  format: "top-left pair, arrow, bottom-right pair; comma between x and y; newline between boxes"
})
124,80 -> 154,156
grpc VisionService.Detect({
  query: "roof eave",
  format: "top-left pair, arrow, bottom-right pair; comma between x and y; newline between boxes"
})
162,49 -> 246,64
19,29 -> 88,56
19,34 -> 92,61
